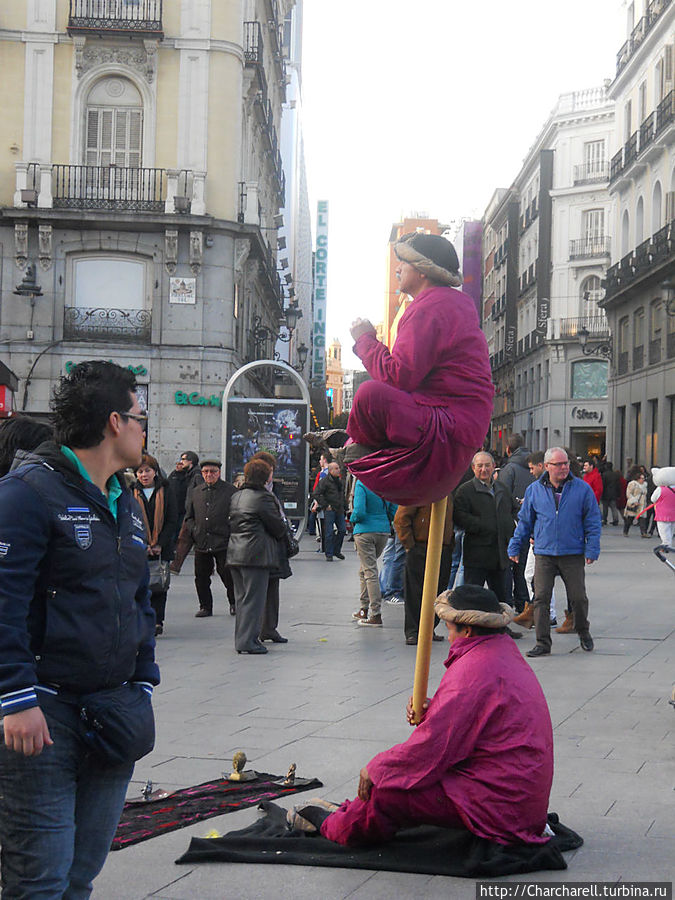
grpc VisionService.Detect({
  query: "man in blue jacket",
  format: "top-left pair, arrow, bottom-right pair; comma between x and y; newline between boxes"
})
0,360 -> 160,898
508,446 -> 601,657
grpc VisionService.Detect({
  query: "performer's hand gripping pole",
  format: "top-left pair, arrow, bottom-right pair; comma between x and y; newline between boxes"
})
412,496 -> 448,725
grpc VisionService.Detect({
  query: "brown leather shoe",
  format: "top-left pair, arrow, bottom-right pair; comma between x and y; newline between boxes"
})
195,608 -> 212,618
512,601 -> 534,629
555,610 -> 575,633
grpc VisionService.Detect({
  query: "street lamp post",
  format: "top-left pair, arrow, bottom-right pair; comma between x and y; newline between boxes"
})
578,326 -> 613,361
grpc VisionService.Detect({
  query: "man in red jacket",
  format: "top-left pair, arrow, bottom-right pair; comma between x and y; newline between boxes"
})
582,459 -> 603,503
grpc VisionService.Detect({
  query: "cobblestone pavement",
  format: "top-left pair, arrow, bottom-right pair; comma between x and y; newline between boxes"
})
96,528 -> 675,898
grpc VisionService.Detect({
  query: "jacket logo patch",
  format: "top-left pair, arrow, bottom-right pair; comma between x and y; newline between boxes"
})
131,513 -> 144,531
74,524 -> 92,550
0,542 -> 10,557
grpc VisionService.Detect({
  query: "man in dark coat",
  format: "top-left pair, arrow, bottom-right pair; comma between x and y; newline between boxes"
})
498,435 -> 534,613
453,451 -> 521,614
173,459 -> 237,617
600,461 -> 621,526
168,450 -> 203,546
313,461 -> 347,561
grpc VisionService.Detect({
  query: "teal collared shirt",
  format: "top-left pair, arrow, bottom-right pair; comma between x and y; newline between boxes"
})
60,445 -> 122,520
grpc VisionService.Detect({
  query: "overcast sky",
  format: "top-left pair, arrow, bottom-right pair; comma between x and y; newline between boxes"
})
300,0 -> 625,367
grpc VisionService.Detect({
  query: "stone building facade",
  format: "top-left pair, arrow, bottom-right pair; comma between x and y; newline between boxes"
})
0,0 -> 310,470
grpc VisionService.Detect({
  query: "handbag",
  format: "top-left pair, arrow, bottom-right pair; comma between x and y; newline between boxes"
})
78,683 -> 155,767
283,519 -> 300,558
148,558 -> 170,592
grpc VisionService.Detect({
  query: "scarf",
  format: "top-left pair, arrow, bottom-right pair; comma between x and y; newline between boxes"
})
134,482 -> 165,548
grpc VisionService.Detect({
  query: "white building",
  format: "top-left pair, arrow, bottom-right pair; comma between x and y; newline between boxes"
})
602,0 -> 675,470
484,87 -> 615,458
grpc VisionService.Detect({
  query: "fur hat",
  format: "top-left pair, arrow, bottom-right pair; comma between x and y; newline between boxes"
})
434,584 -> 514,628
394,233 -> 463,287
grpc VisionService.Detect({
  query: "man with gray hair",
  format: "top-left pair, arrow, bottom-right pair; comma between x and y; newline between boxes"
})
508,447 -> 601,657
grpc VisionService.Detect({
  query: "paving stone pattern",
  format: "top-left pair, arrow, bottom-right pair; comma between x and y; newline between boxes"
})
96,529 -> 675,898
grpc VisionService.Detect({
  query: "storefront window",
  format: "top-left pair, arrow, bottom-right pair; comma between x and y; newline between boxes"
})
571,360 -> 608,399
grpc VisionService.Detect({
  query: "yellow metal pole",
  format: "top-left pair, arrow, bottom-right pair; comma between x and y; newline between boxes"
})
412,496 -> 448,725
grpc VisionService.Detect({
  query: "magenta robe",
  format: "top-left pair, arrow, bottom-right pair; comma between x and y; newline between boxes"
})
366,634 -> 554,845
347,285 -> 494,505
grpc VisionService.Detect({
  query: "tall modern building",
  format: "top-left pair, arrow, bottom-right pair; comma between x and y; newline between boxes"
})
483,88 -> 615,458
603,0 -> 675,470
0,0 -> 310,469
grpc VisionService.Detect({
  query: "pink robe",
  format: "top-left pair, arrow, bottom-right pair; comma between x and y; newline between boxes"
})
324,634 -> 553,846
347,285 -> 494,506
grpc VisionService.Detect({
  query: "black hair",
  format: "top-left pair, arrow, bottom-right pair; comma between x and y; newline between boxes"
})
51,360 -> 137,448
0,415 -> 53,477
470,625 -> 507,636
527,451 -> 545,466
182,450 -> 199,467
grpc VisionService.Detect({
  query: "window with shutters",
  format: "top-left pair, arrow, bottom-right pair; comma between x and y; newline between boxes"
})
84,77 -> 143,168
584,140 -> 605,175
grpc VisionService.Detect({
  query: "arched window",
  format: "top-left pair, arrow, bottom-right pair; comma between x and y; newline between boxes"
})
85,77 -> 143,168
652,181 -> 662,234
580,275 -> 603,316
621,209 -> 630,256
635,196 -> 644,244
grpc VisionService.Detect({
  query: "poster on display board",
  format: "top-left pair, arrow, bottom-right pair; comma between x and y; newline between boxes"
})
225,399 -> 308,519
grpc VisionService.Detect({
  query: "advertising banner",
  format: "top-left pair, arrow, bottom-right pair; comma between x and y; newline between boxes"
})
312,200 -> 328,387
225,399 -> 308,518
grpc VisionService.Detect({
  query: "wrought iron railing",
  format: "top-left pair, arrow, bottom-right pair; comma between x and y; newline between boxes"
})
668,330 -> 675,359
649,338 -> 662,365
244,21 -> 263,64
569,237 -> 611,259
573,162 -> 609,184
52,165 -> 166,211
656,90 -> 674,137
624,131 -> 638,166
610,148 -> 624,182
64,307 -> 152,343
616,0 -> 671,75
68,0 -> 162,35
640,111 -> 655,151
237,181 -> 246,223
559,315 -> 610,339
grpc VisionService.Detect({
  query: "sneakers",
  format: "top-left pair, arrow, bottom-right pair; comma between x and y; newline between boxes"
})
352,608 -> 368,621
385,595 -> 404,605
579,633 -> 594,652
334,552 -> 345,560
358,614 -> 383,627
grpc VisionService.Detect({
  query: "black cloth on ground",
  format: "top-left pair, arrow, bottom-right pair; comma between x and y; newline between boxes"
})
175,801 -> 583,878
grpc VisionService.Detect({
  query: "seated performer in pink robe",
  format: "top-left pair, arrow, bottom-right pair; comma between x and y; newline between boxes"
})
345,232 -> 494,506
293,585 -> 554,847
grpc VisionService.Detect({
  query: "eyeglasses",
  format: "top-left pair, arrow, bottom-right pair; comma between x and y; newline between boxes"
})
118,411 -> 148,426
547,461 -> 570,467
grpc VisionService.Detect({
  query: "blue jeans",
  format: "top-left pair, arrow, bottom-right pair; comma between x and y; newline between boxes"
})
379,533 -> 406,598
324,509 -> 346,558
0,693 -> 134,900
448,528 -> 464,588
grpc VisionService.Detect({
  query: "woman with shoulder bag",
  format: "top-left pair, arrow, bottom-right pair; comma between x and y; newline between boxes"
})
622,466 -> 648,537
227,458 -> 287,654
251,451 -> 295,645
133,453 -> 178,635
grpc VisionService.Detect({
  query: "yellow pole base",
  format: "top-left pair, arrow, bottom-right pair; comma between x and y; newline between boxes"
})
412,496 -> 448,724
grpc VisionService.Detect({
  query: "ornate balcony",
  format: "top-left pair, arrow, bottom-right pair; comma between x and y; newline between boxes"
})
615,0 -> 671,77
604,220 -> 675,303
557,315 -> 610,340
67,0 -> 163,38
64,307 -> 152,344
573,162 -> 609,185
569,236 -> 611,260
52,165 -> 166,211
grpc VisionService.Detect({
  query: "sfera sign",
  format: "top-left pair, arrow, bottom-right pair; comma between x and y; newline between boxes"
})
571,406 -> 604,423
312,200 -> 328,386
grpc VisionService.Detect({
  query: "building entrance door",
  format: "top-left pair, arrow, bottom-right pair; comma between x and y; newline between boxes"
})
570,428 -> 605,459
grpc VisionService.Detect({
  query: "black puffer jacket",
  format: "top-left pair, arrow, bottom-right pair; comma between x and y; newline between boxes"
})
498,447 -> 534,502
453,477 -> 520,570
227,485 -> 287,568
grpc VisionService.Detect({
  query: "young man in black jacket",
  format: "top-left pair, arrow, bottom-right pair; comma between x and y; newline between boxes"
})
313,461 -> 347,561
0,360 -> 160,898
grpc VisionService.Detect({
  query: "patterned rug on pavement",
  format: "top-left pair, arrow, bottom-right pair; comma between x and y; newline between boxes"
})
112,774 -> 323,850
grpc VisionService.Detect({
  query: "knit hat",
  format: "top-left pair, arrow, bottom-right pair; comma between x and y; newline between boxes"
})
394,233 -> 463,287
434,584 -> 514,628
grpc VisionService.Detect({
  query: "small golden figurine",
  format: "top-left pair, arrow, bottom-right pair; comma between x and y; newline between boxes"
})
283,763 -> 297,785
227,750 -> 256,782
